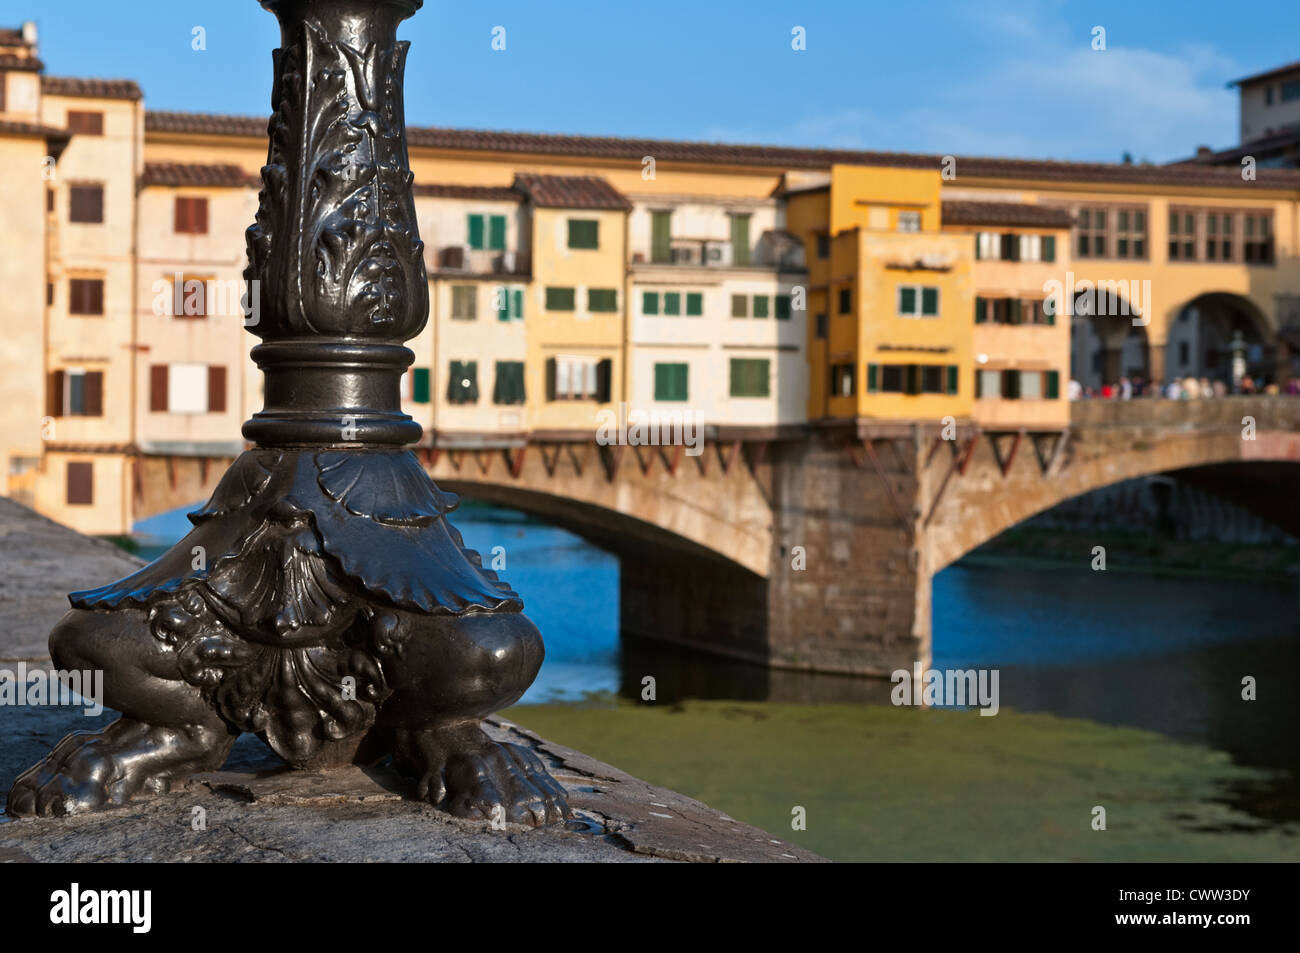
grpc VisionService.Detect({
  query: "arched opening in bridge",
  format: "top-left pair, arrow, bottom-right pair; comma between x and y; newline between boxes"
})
931,464 -> 1300,789
1070,287 -> 1149,390
1164,292 -> 1276,389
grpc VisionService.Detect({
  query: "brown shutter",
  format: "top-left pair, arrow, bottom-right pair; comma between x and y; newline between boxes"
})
174,197 -> 187,233
545,358 -> 557,401
207,365 -> 227,412
83,371 -> 103,417
194,198 -> 209,235
90,279 -> 103,315
48,370 -> 65,417
150,365 -> 169,411
66,462 -> 93,505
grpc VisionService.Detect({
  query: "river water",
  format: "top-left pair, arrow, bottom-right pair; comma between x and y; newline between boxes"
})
135,498 -> 1300,839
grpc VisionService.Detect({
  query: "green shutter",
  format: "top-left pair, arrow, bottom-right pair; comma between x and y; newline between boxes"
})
775,295 -> 791,319
643,291 -> 659,315
752,295 -> 769,318
467,214 -> 485,250
867,363 -> 879,393
730,358 -> 769,397
512,288 -> 523,320
651,211 -> 672,263
686,292 -> 703,316
975,298 -> 987,323
1045,370 -> 1060,399
974,233 -> 982,260
921,287 -> 938,316
1042,235 -> 1055,262
899,287 -> 916,314
1008,297 -> 1021,325
731,294 -> 747,318
488,215 -> 506,251
412,367 -> 430,403
946,365 -> 958,395
545,287 -> 575,311
654,362 -> 688,401
730,214 -> 751,266
905,364 -> 919,395
664,292 -> 681,315
568,219 -> 599,249
588,288 -> 618,312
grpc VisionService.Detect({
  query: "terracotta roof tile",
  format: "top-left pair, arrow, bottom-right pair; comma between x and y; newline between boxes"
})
140,162 -> 260,189
413,183 -> 522,202
513,173 -> 629,210
0,118 -> 70,146
42,76 -> 142,101
942,200 -> 1075,228
0,53 -> 41,72
146,110 -> 267,137
143,110 -> 1300,191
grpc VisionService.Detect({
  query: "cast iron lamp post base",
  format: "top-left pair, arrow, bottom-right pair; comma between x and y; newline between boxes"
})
7,0 -> 570,827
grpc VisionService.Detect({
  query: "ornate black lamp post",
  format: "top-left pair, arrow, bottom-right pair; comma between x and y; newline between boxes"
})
8,0 -> 569,827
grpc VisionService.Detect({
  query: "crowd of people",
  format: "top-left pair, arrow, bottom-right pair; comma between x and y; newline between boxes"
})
1067,375 -> 1300,399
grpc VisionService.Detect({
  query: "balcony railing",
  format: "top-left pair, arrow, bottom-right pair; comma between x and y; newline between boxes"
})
432,246 -> 531,277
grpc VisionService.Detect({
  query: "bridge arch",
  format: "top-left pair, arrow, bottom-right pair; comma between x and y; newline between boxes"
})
1165,291 -> 1277,388
1070,286 -> 1150,389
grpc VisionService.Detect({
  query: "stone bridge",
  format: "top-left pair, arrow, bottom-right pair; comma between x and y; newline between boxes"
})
132,397 -> 1300,676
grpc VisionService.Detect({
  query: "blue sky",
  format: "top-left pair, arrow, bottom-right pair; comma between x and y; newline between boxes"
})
6,0 -> 1298,163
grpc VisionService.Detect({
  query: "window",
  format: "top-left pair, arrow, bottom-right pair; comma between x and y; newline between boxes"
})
1019,370 -> 1043,400
1206,212 -> 1232,261
447,360 -> 479,404
1168,210 -> 1197,261
651,211 -> 673,263
451,284 -> 477,320
588,288 -> 618,312
731,294 -> 748,318
976,232 -> 999,260
1115,208 -> 1146,259
815,313 -> 828,339
152,362 -> 222,414
729,358 -> 769,397
68,278 -> 104,315
48,369 -> 103,417
468,214 -> 507,251
867,363 -> 959,395
686,292 -> 703,316
816,234 -> 831,260
752,295 -> 769,319
411,367 -> 430,403
66,462 -> 93,506
567,219 -> 599,250
642,291 -> 659,315
663,292 -> 681,316
169,274 -> 214,318
897,211 -> 921,232
548,356 -> 611,401
654,362 -> 688,402
1284,80 -> 1300,102
545,287 -> 575,311
495,285 -> 524,321
1076,208 -> 1106,258
897,285 -> 938,317
1244,213 -> 1274,264
838,288 -> 852,314
1267,86 -> 1275,106
69,185 -> 104,224
66,110 -> 103,135
1018,234 -> 1041,262
775,295 -> 791,320
174,197 -> 209,235
831,364 -> 855,397
977,369 -> 1001,397
730,214 -> 751,266
493,361 -> 525,405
